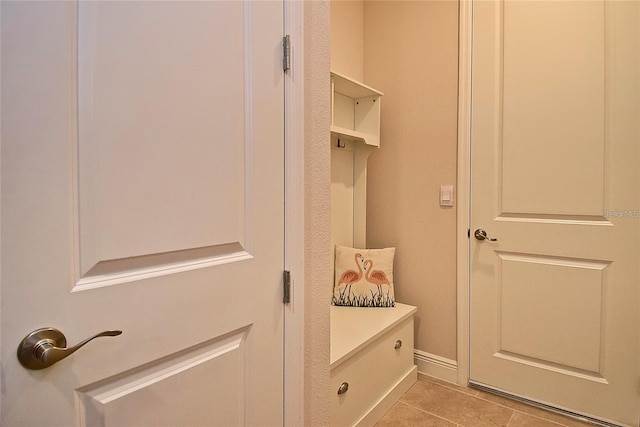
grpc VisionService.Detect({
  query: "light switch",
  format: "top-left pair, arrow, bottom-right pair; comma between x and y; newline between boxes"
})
440,185 -> 454,207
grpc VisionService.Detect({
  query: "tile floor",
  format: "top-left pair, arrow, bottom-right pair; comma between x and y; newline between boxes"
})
375,375 -> 597,427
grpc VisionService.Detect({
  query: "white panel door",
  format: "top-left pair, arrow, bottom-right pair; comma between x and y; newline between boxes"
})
469,1 -> 639,426
1,1 -> 285,425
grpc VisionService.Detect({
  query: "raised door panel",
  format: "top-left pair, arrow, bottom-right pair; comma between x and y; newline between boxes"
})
76,329 -> 248,426
76,2 -> 249,287
501,1 -> 605,216
497,253 -> 608,376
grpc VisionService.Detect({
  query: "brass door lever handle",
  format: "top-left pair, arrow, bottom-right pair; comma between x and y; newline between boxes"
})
474,229 -> 498,242
17,327 -> 122,370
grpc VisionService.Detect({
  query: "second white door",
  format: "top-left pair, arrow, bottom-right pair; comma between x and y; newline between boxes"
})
470,1 -> 639,426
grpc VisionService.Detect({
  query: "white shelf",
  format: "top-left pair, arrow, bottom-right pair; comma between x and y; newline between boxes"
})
331,72 -> 383,147
330,72 -> 383,248
330,125 -> 379,147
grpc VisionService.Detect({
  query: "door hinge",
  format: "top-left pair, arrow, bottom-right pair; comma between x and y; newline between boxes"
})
283,270 -> 291,303
283,35 -> 291,72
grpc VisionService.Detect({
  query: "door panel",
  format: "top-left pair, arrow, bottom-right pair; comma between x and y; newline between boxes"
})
501,1 -> 605,216
80,1 -> 245,265
498,254 -> 608,374
470,1 -> 639,425
76,328 -> 249,426
1,1 -> 284,425
77,1 -> 249,285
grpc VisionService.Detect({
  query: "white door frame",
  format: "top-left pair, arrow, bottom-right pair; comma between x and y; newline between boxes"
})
283,0 -> 305,425
0,2 -> 306,424
456,0 -> 472,387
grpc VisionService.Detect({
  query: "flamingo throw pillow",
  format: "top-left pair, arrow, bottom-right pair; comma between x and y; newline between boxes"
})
332,245 -> 395,307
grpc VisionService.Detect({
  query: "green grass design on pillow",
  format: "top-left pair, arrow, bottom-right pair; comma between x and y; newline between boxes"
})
332,286 -> 394,307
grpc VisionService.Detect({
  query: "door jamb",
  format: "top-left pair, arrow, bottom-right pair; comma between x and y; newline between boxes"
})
456,0 -> 472,387
283,1 -> 305,425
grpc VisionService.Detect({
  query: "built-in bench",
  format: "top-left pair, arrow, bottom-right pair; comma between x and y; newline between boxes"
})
330,303 -> 418,426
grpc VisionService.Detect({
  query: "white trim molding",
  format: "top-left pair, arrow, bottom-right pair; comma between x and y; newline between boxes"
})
283,0 -> 305,425
456,0 -> 473,388
414,350 -> 458,385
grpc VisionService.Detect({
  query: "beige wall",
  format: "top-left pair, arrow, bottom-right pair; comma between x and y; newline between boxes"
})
304,1 -> 331,425
364,0 -> 459,360
330,0 -> 364,80
330,0 -> 459,361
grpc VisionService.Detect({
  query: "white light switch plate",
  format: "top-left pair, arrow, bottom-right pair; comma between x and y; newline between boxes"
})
440,185 -> 454,207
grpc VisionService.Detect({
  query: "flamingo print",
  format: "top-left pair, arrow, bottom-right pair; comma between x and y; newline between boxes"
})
337,253 -> 365,296
363,259 -> 391,295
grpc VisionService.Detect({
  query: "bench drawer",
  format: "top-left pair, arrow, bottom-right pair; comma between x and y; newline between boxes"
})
330,317 -> 414,427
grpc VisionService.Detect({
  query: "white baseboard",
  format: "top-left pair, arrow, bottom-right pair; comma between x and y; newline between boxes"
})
414,350 -> 458,384
354,366 -> 418,427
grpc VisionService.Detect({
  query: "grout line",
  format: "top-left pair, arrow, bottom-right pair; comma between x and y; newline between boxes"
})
512,410 -> 568,427
396,399 -> 465,426
399,378 -> 576,427
472,393 -> 574,427
399,383 -> 515,427
473,394 -> 570,426
471,386 -> 602,427
419,377 -> 481,399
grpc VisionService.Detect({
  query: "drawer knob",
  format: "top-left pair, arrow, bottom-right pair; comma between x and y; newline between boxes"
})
337,382 -> 349,395
394,340 -> 403,350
